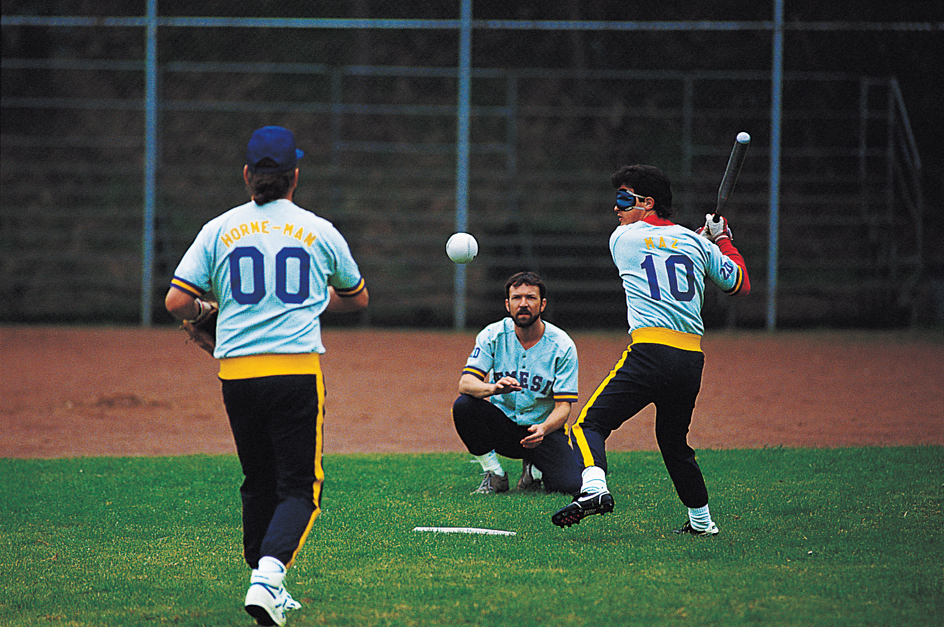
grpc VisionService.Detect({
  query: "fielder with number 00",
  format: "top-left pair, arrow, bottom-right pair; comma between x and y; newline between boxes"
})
165,126 -> 368,626
551,164 -> 750,536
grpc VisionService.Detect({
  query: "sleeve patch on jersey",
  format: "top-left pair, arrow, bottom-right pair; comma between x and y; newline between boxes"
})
170,276 -> 204,298
335,277 -> 366,297
723,266 -> 744,295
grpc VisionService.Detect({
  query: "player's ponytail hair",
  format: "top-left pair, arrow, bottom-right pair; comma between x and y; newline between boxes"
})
246,158 -> 296,205
610,164 -> 674,218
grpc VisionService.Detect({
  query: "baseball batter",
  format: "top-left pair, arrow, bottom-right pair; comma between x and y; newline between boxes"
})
551,164 -> 750,536
453,272 -> 581,496
165,126 -> 368,626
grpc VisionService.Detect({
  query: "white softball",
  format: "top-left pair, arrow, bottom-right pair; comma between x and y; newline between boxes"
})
446,232 -> 478,264
737,132 -> 751,144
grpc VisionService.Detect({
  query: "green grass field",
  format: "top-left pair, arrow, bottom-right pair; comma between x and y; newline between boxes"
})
3,448 -> 942,626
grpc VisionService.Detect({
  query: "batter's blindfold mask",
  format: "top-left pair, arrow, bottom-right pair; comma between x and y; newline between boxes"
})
615,189 -> 647,211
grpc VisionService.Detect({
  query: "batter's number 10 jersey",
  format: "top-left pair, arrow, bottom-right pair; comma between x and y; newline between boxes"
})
610,221 -> 742,337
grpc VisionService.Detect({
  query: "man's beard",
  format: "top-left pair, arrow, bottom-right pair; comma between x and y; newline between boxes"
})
513,311 -> 540,328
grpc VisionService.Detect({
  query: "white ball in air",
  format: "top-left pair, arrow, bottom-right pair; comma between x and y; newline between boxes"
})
446,233 -> 478,264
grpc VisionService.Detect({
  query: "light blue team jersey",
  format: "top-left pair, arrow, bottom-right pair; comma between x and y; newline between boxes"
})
171,199 -> 364,358
462,318 -> 579,427
609,220 -> 741,337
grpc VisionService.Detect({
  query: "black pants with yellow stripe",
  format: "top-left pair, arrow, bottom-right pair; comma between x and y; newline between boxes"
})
570,340 -> 709,508
221,373 -> 324,570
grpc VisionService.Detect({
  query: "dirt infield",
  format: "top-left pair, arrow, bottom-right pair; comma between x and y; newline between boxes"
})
1,326 -> 942,459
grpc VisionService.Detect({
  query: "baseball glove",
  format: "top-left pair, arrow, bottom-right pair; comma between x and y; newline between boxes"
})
182,298 -> 218,356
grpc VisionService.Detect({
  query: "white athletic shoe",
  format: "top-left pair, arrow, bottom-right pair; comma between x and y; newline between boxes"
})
244,564 -> 302,626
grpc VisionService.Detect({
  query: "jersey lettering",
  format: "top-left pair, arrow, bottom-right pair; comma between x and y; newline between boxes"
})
666,254 -> 696,302
219,220 -> 318,248
644,236 -> 680,251
640,253 -> 696,303
641,255 -> 662,300
220,221 -> 271,248
492,370 -> 555,396
275,247 -> 310,304
230,247 -> 265,304
228,245 -> 313,305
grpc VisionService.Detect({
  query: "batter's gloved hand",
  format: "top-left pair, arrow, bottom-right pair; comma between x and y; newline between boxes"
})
181,298 -> 218,356
697,213 -> 733,243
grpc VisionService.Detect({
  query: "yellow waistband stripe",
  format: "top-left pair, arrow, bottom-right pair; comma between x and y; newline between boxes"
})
218,353 -> 322,380
630,327 -> 702,352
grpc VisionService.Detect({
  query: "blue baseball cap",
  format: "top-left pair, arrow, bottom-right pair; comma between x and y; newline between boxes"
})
246,126 -> 304,173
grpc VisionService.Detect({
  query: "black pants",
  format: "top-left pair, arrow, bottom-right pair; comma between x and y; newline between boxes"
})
221,374 -> 324,569
452,394 -> 581,495
570,342 -> 709,508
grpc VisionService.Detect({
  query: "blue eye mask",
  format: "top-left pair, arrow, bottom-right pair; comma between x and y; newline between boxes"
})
616,190 -> 645,210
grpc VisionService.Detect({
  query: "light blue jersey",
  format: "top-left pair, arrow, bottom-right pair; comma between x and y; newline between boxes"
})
462,318 -> 579,426
171,199 -> 364,358
609,219 -> 742,337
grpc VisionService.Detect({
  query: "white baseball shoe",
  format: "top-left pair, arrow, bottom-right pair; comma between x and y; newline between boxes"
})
244,558 -> 302,626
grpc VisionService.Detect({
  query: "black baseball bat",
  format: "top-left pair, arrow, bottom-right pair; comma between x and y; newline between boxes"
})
715,132 -> 751,217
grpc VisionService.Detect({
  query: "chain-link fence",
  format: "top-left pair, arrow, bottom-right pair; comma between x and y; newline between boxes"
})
2,3 -> 937,329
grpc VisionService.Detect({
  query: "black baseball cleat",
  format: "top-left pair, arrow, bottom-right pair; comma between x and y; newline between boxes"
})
551,491 -> 615,527
673,521 -> 720,536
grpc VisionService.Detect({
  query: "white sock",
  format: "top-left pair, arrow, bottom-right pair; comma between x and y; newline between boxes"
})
688,505 -> 712,530
474,451 -> 505,476
258,556 -> 286,573
530,465 -> 543,480
580,466 -> 608,494
252,556 -> 286,587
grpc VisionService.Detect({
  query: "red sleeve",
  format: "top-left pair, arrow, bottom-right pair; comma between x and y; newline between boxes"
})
716,237 -> 751,296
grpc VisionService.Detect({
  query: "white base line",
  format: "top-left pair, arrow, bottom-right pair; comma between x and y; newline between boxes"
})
413,526 -> 516,536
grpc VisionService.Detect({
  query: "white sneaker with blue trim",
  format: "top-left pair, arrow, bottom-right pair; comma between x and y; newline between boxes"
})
244,557 -> 302,626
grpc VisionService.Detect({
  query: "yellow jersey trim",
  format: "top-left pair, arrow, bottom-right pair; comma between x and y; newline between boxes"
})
630,327 -> 702,353
169,277 -> 203,298
462,366 -> 487,380
335,277 -> 366,297
554,393 -> 579,403
723,266 -> 745,295
218,353 -> 322,380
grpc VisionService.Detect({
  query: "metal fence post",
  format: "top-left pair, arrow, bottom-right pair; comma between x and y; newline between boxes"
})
766,0 -> 784,331
141,0 -> 158,327
453,0 -> 472,329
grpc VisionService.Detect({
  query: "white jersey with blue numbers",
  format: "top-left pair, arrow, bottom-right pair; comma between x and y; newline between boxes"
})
171,199 -> 364,358
610,218 -> 741,337
462,318 -> 579,427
